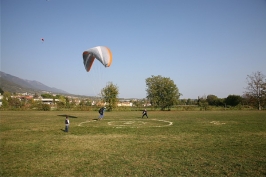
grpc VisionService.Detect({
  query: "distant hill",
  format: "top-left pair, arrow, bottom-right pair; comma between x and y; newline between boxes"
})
0,71 -> 69,94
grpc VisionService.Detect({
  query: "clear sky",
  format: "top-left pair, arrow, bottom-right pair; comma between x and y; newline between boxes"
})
1,0 -> 266,99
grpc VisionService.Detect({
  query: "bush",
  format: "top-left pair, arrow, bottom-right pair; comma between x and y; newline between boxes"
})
40,104 -> 51,111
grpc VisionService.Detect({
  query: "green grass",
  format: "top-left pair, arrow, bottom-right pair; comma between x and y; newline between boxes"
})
0,111 -> 266,176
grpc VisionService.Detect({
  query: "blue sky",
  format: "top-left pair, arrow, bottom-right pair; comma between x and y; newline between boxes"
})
1,0 -> 266,99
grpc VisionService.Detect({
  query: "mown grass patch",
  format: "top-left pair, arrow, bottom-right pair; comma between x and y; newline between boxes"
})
0,111 -> 265,176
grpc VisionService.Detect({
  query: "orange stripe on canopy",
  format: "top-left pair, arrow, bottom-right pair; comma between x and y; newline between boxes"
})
106,47 -> 112,67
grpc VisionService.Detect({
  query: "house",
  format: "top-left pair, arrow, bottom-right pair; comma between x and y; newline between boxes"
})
117,101 -> 133,107
34,98 -> 59,104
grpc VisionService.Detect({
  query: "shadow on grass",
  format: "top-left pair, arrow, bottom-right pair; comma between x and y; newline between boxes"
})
60,129 -> 70,133
57,114 -> 78,118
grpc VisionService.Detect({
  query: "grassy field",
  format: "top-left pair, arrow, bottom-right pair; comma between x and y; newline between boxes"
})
0,110 -> 265,176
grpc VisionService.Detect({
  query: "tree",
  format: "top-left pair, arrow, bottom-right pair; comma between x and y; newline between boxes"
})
101,82 -> 119,111
40,104 -> 51,111
145,75 -> 180,110
132,99 -> 142,109
79,100 -> 86,107
85,99 -> 92,106
206,95 -> 218,106
206,94 -> 224,106
0,87 -> 4,95
58,95 -> 66,106
244,71 -> 266,110
41,93 -> 53,98
2,92 -> 11,108
225,95 -> 242,107
33,93 -> 39,99
198,96 -> 209,110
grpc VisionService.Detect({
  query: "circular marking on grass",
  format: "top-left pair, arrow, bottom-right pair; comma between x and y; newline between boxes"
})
210,121 -> 226,125
78,119 -> 173,128
108,120 -> 146,127
78,120 -> 97,127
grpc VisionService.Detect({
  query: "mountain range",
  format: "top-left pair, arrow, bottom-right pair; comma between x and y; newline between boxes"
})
0,71 -> 69,95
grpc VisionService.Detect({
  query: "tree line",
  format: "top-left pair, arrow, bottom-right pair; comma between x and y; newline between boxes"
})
0,71 -> 265,111
102,71 -> 265,111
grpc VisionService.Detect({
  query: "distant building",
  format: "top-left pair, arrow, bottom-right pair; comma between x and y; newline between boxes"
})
117,102 -> 133,107
34,98 -> 59,104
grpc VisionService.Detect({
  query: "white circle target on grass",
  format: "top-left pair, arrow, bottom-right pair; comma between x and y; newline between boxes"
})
78,119 -> 173,128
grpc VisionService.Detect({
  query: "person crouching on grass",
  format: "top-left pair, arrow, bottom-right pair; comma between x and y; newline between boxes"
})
65,116 -> 70,132
142,109 -> 148,118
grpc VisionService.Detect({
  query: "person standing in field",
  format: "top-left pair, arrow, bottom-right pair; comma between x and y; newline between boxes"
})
142,109 -> 148,118
65,116 -> 70,132
98,107 -> 106,120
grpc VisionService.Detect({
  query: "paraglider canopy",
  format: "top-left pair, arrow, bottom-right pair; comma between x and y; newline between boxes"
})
83,46 -> 112,72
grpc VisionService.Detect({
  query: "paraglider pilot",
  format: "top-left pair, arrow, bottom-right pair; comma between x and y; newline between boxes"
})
98,107 -> 106,120
142,109 -> 148,118
65,116 -> 70,132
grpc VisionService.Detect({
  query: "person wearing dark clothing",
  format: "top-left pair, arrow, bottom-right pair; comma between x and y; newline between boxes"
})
65,116 -> 70,132
98,107 -> 106,120
142,109 -> 148,118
